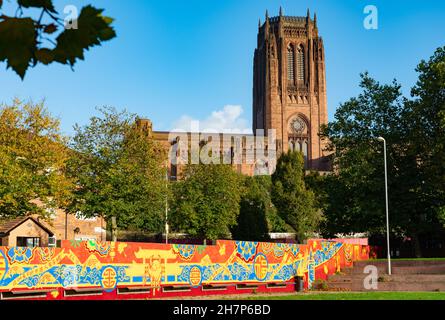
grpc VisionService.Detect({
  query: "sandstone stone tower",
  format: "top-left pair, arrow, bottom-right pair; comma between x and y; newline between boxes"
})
253,8 -> 329,170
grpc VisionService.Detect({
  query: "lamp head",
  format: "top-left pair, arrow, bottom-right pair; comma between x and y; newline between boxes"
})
377,137 -> 385,142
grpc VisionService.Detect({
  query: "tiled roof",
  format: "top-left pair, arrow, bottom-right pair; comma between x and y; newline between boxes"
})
0,216 -> 54,236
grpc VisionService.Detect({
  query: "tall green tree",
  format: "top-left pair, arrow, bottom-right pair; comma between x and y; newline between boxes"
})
0,99 -> 72,218
403,46 -> 445,253
0,0 -> 115,79
271,151 -> 322,242
170,164 -> 242,240
256,175 -> 288,233
321,72 -> 407,237
67,107 -> 167,238
231,175 -> 282,241
408,46 -> 445,218
321,49 -> 445,256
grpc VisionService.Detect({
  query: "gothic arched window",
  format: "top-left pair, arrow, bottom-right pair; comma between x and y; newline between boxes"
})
287,45 -> 295,82
302,141 -> 308,158
288,115 -> 309,167
288,140 -> 294,152
297,45 -> 305,81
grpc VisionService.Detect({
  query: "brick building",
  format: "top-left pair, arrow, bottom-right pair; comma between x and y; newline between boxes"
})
31,200 -> 106,243
47,206 -> 107,242
253,8 -> 330,171
0,216 -> 54,247
140,9 -> 330,178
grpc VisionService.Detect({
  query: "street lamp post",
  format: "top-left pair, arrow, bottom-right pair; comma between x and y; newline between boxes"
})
377,136 -> 391,275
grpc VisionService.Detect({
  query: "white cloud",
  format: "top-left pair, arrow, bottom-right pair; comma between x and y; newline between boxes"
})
171,105 -> 252,134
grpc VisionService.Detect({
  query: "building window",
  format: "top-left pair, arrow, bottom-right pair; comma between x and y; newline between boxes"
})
170,164 -> 177,181
287,45 -> 295,82
17,237 -> 40,248
297,45 -> 305,81
302,141 -> 308,168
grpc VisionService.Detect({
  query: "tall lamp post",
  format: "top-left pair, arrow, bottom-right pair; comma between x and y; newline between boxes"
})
377,136 -> 391,275
165,168 -> 169,244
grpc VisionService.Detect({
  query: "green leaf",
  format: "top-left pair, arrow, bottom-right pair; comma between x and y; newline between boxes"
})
53,5 -> 116,66
0,17 -> 37,79
17,0 -> 57,13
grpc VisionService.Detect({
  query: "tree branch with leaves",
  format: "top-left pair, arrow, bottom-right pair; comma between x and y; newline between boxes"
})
0,0 -> 115,78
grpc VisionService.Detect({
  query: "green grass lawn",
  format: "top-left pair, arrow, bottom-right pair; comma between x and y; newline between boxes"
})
243,292 -> 445,300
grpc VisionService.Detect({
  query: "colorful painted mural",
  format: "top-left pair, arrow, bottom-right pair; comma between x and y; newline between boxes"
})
0,239 -> 369,300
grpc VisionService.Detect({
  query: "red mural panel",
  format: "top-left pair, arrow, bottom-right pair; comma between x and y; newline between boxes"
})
0,239 -> 369,300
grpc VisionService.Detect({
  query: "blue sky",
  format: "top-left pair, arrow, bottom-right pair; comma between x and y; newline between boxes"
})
1,0 -> 444,135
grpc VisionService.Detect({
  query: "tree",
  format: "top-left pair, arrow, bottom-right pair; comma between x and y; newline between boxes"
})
67,107 -> 167,239
170,164 -> 242,241
320,73 -> 407,237
256,175 -> 288,233
0,0 -> 115,79
403,46 -> 445,254
0,99 -> 72,218
231,176 -> 278,241
306,171 -> 364,237
304,171 -> 328,214
271,150 -> 322,242
321,56 -> 445,256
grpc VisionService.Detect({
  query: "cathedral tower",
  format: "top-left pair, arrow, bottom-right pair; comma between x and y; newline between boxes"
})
253,8 -> 329,170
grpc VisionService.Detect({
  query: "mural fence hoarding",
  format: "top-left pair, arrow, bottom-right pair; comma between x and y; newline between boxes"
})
0,239 -> 369,300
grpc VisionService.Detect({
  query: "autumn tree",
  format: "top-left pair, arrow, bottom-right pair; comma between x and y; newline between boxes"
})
0,0 -> 115,79
67,107 -> 168,239
0,99 -> 72,218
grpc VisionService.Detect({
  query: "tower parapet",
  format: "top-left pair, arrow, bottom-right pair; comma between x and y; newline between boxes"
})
253,9 -> 329,170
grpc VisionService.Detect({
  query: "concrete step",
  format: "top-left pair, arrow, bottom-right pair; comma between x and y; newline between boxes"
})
350,264 -> 445,275
329,274 -> 445,282
324,260 -> 445,292
327,274 -> 445,292
392,266 -> 445,274
327,274 -> 352,282
327,279 -> 445,292
325,282 -> 352,291
354,260 -> 445,267
382,274 -> 445,282
363,281 -> 445,292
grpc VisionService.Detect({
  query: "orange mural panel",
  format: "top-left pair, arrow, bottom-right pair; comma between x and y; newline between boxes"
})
0,239 -> 369,300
